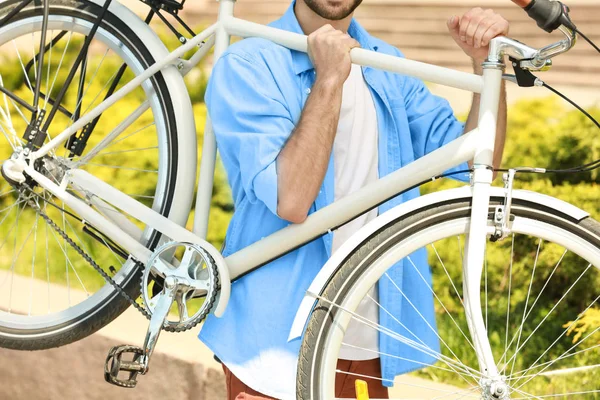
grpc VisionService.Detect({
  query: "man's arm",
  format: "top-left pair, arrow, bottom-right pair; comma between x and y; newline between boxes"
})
276,25 -> 359,224
447,8 -> 510,176
464,62 -> 507,176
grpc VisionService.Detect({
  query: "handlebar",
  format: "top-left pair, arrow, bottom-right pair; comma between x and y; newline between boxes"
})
487,0 -> 578,70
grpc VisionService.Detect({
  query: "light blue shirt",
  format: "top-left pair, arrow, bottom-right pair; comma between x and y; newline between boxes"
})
200,2 -> 469,396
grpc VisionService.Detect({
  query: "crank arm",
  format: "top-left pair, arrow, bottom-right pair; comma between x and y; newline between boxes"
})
104,277 -> 178,388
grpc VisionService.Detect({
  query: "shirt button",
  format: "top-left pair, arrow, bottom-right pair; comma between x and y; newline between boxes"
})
305,87 -> 311,95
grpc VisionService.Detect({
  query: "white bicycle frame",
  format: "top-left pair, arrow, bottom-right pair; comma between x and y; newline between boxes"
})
8,0 -> 573,380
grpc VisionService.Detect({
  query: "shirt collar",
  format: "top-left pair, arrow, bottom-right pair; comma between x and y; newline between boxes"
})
270,0 -> 378,75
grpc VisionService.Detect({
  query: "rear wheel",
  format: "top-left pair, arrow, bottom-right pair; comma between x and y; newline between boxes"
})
0,0 -> 190,349
298,198 -> 600,399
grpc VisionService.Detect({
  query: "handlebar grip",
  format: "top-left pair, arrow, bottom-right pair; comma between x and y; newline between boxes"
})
519,0 -> 575,33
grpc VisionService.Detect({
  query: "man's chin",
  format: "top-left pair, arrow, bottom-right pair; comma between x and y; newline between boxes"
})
304,0 -> 362,21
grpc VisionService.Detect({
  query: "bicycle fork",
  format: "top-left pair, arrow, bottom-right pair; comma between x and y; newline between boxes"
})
462,63 -> 510,398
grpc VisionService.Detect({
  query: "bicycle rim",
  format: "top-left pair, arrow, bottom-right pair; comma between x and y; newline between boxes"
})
299,200 -> 600,399
0,0 -> 179,344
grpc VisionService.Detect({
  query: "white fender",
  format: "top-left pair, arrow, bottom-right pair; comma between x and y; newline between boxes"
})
85,1 -> 232,314
88,0 -> 198,226
288,186 -> 589,341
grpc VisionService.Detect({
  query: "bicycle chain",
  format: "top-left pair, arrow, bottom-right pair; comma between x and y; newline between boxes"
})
24,190 -> 218,332
25,193 -> 153,320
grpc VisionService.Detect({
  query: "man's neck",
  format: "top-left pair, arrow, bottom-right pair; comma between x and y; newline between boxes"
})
294,1 -> 353,34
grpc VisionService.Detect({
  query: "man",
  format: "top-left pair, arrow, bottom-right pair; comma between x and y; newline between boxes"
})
201,1 -> 508,399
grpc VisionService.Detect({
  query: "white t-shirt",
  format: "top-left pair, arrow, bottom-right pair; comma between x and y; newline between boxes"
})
332,64 -> 380,361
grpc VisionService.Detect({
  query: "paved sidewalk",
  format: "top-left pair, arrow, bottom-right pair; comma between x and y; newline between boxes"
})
0,271 -> 466,399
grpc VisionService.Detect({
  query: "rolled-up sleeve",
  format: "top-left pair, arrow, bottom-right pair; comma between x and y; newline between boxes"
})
402,76 -> 471,183
205,52 -> 294,216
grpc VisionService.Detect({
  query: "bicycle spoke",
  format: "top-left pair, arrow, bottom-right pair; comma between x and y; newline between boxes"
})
95,146 -> 159,157
28,210 -> 39,316
361,292 -> 487,384
512,389 -> 600,399
325,295 -> 483,387
45,215 -> 51,313
0,200 -> 27,257
13,40 -> 35,94
8,202 -> 35,313
67,47 -> 110,128
406,255 -> 475,351
0,187 -> 16,197
508,239 -> 543,376
497,246 -> 568,370
431,243 -> 465,307
366,294 -> 428,347
503,263 -> 594,375
510,343 -> 600,378
384,271 -> 474,379
45,31 -> 73,112
513,309 -> 600,390
501,233 -> 515,368
313,291 -> 483,382
47,218 -> 89,297
0,74 -> 13,127
108,121 -> 155,148
509,386 -> 544,400
62,204 -> 70,305
0,198 -> 28,219
5,96 -> 30,126
509,361 -> 600,383
0,120 -> 19,149
82,163 -> 158,173
79,66 -> 120,117
76,103 -> 152,165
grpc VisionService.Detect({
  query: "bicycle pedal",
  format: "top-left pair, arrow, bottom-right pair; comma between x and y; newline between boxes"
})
104,345 -> 146,388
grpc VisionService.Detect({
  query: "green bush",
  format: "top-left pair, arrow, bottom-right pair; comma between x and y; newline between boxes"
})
418,97 -> 600,396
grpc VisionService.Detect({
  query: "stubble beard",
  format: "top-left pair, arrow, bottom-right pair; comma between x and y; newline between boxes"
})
303,0 -> 363,21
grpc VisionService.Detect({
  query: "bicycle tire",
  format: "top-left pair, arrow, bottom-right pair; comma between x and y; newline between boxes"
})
0,0 -> 188,350
297,196 -> 600,399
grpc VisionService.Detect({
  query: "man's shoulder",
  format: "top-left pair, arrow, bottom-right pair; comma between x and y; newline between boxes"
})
220,37 -> 294,69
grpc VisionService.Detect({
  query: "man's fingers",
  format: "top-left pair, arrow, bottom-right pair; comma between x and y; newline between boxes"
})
466,15 -> 488,46
459,7 -> 481,42
459,8 -> 509,48
481,21 -> 509,47
473,16 -> 495,48
466,9 -> 495,47
447,15 -> 461,40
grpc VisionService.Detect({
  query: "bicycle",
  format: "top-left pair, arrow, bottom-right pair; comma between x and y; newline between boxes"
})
0,0 -> 599,398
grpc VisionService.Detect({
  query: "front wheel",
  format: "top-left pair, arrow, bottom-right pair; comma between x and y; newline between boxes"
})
298,197 -> 600,399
